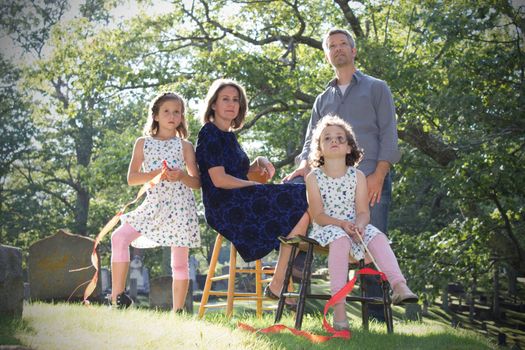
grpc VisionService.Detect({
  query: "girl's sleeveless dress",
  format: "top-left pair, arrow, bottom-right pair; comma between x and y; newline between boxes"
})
121,137 -> 200,248
308,166 -> 380,260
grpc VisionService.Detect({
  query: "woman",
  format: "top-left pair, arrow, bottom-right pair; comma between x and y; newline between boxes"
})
196,78 -> 309,300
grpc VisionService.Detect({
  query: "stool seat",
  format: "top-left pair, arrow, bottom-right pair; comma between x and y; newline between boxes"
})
274,236 -> 394,333
198,234 -> 276,318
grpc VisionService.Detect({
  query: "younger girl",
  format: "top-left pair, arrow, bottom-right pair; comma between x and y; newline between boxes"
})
306,115 -> 417,330
110,92 -> 201,311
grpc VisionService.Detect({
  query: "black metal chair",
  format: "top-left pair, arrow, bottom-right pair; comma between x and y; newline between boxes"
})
274,236 -> 394,333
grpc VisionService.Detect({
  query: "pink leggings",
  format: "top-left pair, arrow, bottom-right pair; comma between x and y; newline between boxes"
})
328,233 -> 406,304
111,223 -> 189,280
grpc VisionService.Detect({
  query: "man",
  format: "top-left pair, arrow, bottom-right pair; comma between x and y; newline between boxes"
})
284,28 -> 401,321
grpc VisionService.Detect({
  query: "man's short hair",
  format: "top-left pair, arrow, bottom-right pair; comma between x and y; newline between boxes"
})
322,28 -> 355,51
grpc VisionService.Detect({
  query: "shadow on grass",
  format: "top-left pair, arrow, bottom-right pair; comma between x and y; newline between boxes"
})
0,315 -> 29,346
256,328 -> 493,350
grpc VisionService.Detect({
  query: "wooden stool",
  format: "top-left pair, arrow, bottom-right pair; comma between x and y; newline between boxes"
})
274,236 -> 394,333
198,234 -> 275,318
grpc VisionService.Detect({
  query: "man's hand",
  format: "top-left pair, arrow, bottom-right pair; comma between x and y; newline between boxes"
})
283,160 -> 310,183
366,171 -> 385,206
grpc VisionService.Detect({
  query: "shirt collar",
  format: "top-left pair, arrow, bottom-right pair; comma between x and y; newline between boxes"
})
327,70 -> 362,88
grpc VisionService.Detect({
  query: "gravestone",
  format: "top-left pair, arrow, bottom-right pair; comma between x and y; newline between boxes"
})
405,303 -> 422,321
149,276 -> 193,313
189,255 -> 199,291
127,254 -> 149,294
0,245 -> 24,317
28,229 -> 100,301
100,267 -> 111,296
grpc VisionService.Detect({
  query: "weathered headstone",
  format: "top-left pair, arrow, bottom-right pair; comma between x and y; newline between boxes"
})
100,267 -> 111,295
28,229 -> 100,301
149,276 -> 193,313
0,245 -> 24,317
405,303 -> 422,321
127,255 -> 149,294
189,255 -> 199,291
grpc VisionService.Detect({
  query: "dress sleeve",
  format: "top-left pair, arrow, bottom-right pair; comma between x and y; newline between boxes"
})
196,124 -> 226,171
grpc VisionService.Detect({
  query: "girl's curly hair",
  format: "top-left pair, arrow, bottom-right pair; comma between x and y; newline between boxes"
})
309,115 -> 363,167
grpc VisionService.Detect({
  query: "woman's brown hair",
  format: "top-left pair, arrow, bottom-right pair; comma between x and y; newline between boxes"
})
200,78 -> 248,130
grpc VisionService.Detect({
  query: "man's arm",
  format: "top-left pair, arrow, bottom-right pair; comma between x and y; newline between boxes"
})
367,80 -> 400,205
374,80 -> 400,165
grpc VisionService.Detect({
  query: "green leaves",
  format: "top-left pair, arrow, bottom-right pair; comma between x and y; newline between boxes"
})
1,0 -> 523,291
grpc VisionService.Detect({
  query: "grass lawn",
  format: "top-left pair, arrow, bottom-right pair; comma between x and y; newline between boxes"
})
2,301 -> 496,350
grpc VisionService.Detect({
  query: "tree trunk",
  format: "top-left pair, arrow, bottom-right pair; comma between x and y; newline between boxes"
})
508,265 -> 517,301
469,275 -> 476,322
74,186 -> 89,234
442,283 -> 449,312
493,260 -> 501,320
73,118 -> 94,235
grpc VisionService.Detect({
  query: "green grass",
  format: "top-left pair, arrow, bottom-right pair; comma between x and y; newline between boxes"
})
6,301 -> 496,350
0,314 -> 30,346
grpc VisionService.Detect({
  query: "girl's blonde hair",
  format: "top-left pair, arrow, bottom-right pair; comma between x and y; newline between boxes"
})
200,78 -> 248,130
143,92 -> 188,138
309,115 -> 363,167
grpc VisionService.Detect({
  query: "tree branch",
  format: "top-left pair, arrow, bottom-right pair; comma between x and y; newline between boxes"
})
334,0 -> 364,38
198,0 -> 322,49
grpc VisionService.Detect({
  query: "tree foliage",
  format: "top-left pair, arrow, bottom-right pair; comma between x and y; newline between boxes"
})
1,0 -> 523,301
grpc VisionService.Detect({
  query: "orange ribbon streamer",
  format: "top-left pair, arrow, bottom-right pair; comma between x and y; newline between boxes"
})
79,160 -> 169,304
238,267 -> 387,343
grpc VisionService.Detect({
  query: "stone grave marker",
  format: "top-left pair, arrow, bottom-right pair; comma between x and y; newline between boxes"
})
149,276 -> 193,313
0,245 -> 24,317
127,254 -> 150,294
28,229 -> 100,301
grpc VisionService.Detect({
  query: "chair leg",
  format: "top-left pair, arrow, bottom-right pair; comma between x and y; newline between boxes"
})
199,235 -> 223,318
359,259 -> 369,331
382,280 -> 394,333
294,243 -> 314,330
255,259 -> 263,318
226,243 -> 237,318
275,244 -> 297,323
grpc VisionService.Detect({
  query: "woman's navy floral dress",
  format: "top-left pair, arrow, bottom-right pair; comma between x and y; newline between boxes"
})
196,122 -> 307,262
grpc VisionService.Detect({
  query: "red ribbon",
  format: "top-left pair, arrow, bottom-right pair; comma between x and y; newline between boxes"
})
75,160 -> 169,304
238,267 -> 387,343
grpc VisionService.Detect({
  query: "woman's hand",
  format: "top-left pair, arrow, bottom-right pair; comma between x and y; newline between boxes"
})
252,156 -> 275,179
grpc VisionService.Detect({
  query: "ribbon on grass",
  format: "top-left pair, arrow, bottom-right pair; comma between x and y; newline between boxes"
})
238,267 -> 387,343
70,160 -> 169,304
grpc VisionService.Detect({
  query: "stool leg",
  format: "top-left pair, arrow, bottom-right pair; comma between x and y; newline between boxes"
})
255,259 -> 263,318
199,235 -> 223,318
275,244 -> 297,323
295,243 -> 314,330
226,243 -> 237,318
359,259 -> 369,331
382,280 -> 394,333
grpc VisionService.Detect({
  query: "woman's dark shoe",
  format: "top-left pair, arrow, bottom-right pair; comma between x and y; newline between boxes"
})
264,285 -> 279,300
115,292 -> 133,309
265,285 -> 297,311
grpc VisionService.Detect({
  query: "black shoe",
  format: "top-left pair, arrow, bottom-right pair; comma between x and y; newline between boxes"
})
264,285 -> 279,300
115,292 -> 133,309
265,285 -> 297,311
